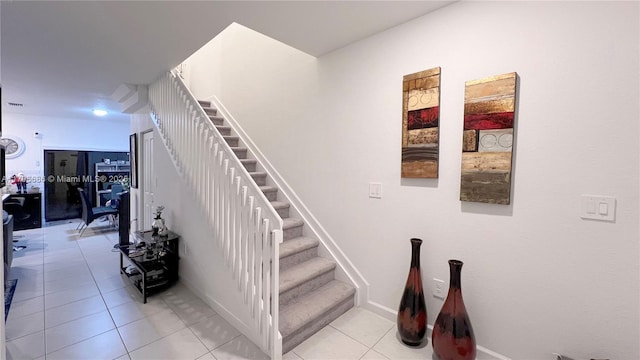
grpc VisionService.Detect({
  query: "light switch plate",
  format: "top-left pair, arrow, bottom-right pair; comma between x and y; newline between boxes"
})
369,182 -> 382,199
581,195 -> 616,221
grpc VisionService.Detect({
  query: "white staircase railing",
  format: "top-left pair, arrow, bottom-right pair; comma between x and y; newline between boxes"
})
148,71 -> 283,359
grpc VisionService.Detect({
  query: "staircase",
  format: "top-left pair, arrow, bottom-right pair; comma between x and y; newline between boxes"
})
199,100 -> 356,353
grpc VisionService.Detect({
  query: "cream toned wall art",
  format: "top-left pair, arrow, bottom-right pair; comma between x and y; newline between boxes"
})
460,72 -> 518,204
401,67 -> 441,178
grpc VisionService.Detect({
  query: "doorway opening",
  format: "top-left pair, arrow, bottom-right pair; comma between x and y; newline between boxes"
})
43,150 -> 129,222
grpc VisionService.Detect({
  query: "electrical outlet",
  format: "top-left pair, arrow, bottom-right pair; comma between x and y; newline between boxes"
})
433,278 -> 445,299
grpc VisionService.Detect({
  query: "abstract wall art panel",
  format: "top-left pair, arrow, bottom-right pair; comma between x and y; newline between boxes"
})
460,72 -> 518,204
402,67 -> 441,178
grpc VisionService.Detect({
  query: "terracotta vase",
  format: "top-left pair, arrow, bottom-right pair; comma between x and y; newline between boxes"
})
432,259 -> 476,360
397,238 -> 427,346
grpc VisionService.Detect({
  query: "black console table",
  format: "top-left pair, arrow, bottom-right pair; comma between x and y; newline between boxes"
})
119,230 -> 179,303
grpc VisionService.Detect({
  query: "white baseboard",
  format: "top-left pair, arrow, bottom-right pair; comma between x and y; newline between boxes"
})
178,277 -> 262,347
363,300 -> 397,322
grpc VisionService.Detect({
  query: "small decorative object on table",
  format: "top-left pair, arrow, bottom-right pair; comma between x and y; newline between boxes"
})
397,238 -> 427,346
158,220 -> 169,237
432,259 -> 476,360
11,172 -> 28,194
151,205 -> 167,236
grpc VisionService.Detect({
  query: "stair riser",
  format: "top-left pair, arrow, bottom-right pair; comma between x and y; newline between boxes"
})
263,189 -> 278,201
198,100 -> 211,107
209,116 -> 224,126
283,224 -> 303,241
282,296 -> 355,354
280,270 -> 334,307
276,206 -> 290,218
280,246 -> 319,271
216,126 -> 231,136
224,138 -> 239,147
251,175 -> 266,186
232,148 -> 247,158
241,161 -> 256,172
204,108 -> 217,116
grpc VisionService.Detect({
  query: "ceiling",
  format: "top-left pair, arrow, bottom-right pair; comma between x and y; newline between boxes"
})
1,1 -> 454,122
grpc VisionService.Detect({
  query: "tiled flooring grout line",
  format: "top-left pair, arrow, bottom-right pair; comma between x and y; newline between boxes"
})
363,326 -> 395,359
44,222 -> 79,358
41,223 -> 117,358
10,221 -> 287,360
38,226 -> 48,359
73,225 -> 131,359
5,228 -> 46,348
84,229 -> 204,359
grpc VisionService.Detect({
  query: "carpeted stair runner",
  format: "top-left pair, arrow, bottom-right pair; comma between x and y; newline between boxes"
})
199,100 -> 356,354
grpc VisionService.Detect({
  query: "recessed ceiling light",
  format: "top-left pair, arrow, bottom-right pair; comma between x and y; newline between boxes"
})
93,109 -> 108,117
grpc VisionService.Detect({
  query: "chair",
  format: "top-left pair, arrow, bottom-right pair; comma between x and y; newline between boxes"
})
110,184 -> 124,209
107,184 -> 124,228
3,197 -> 30,224
77,188 -> 118,237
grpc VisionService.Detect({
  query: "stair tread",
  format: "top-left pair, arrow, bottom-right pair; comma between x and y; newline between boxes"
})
279,280 -> 355,338
223,135 -> 239,139
240,159 -> 257,164
279,237 -> 319,259
283,217 -> 304,229
270,201 -> 290,209
250,171 -> 267,177
280,257 -> 336,294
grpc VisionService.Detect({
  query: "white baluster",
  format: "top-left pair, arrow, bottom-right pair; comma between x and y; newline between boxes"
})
230,170 -> 237,269
234,176 -> 242,282
261,219 -> 271,346
223,159 -> 231,263
254,206 -> 263,323
239,186 -> 248,290
245,195 -> 255,304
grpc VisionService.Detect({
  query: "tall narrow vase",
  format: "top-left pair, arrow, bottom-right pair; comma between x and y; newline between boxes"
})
397,238 -> 427,346
432,259 -> 476,360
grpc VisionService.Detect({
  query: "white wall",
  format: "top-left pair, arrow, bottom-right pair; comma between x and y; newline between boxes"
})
187,23 -> 320,196
3,113 -> 129,192
185,2 -> 639,358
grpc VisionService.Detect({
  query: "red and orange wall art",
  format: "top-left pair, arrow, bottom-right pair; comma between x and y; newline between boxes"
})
460,72 -> 518,204
401,67 -> 441,178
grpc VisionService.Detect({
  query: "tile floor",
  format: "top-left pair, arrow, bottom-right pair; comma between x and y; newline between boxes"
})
5,220 -> 496,360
